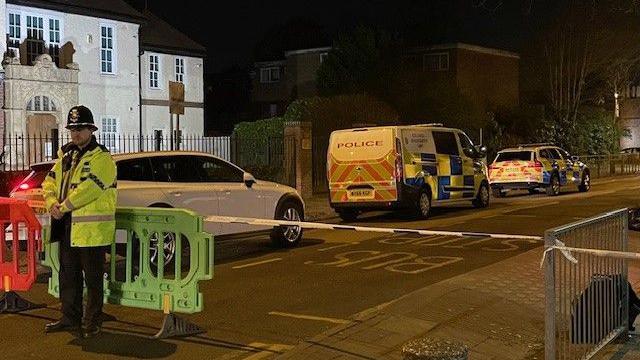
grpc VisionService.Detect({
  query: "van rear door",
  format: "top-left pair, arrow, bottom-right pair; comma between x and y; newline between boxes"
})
327,128 -> 399,203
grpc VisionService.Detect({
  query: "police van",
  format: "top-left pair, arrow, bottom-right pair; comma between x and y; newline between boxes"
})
327,124 -> 490,221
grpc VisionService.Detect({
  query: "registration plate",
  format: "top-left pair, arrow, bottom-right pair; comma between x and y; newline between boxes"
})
349,189 -> 375,199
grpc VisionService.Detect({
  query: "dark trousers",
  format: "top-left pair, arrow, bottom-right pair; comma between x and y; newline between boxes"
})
58,234 -> 107,327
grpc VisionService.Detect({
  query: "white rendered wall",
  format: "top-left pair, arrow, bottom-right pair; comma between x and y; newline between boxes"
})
141,51 -> 204,135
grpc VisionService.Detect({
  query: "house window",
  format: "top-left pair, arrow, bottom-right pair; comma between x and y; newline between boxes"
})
49,19 -> 60,44
424,52 -> 449,71
260,67 -> 280,83
8,13 -> 20,45
26,15 -> 44,40
26,15 -> 45,65
149,55 -> 160,88
269,104 -> 278,117
628,85 -> 640,99
175,57 -> 185,83
101,117 -> 119,152
27,95 -> 56,111
100,25 -> 115,74
320,52 -> 328,64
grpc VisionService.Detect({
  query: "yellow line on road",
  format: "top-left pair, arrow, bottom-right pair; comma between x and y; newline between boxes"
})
240,342 -> 294,360
269,311 -> 350,324
318,242 -> 359,251
232,258 -> 282,269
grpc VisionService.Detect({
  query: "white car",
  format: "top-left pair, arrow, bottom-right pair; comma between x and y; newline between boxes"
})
9,151 -> 305,265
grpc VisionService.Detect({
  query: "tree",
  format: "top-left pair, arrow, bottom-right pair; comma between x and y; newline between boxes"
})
316,26 -> 399,98
526,1 -> 640,128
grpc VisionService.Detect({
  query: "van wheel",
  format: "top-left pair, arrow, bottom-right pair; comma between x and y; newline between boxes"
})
473,182 -> 490,208
271,201 -> 304,247
578,172 -> 591,192
415,189 -> 431,219
546,173 -> 560,196
337,209 -> 359,222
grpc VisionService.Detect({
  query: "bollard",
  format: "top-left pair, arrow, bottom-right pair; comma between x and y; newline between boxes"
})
402,338 -> 468,360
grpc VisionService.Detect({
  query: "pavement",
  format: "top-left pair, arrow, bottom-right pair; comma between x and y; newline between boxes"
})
278,233 -> 640,360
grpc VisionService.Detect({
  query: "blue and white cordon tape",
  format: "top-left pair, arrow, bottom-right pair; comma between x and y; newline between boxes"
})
204,215 -> 544,241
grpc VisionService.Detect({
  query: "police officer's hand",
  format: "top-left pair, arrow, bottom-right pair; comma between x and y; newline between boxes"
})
50,203 -> 63,220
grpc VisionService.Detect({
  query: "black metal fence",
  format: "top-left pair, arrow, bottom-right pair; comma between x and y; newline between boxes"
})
0,133 -> 296,188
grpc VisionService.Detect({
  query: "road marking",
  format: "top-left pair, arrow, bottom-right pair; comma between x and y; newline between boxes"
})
318,242 -> 359,251
268,311 -> 350,324
502,201 -> 560,213
232,258 -> 282,269
220,342 -> 294,360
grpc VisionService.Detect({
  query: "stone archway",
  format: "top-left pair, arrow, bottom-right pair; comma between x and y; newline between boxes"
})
26,113 -> 57,163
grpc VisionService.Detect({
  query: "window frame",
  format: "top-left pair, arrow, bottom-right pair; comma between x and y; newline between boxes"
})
175,57 -> 185,83
195,156 -> 244,183
432,131 -> 460,156
423,52 -> 449,72
100,116 -> 120,152
149,54 -> 161,89
260,67 -> 281,83
8,12 -> 21,43
48,18 -> 60,45
320,52 -> 328,64
100,23 -> 116,75
115,158 -> 155,182
151,155 -> 202,183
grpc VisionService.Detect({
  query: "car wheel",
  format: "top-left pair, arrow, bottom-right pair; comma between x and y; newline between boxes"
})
415,189 -> 431,219
131,232 -> 185,274
473,182 -> 490,208
578,172 -> 591,192
337,209 -> 359,221
271,201 -> 304,247
546,173 -> 560,196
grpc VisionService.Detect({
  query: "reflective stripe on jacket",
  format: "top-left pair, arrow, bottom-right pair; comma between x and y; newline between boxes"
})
42,138 -> 117,247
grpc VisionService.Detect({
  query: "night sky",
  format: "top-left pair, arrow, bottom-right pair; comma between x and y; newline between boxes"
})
126,0 -> 527,74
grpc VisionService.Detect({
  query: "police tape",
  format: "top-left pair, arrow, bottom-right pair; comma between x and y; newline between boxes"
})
540,239 -> 640,268
204,215 -> 544,241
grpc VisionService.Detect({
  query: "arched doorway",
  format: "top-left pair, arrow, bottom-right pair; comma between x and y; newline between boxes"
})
26,95 -> 59,163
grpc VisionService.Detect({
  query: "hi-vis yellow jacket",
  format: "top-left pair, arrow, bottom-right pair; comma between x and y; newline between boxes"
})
42,137 -> 117,247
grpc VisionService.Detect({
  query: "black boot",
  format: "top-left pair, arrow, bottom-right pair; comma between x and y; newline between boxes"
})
82,324 -> 101,338
45,320 -> 80,333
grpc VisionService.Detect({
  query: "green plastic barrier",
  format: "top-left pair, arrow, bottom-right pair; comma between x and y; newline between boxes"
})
42,207 -> 214,314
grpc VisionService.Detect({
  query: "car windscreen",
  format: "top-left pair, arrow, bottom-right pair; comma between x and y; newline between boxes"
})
495,151 -> 533,162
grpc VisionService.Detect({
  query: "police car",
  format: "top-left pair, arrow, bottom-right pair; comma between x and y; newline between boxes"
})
488,143 -> 590,197
9,151 -> 306,266
327,124 -> 490,220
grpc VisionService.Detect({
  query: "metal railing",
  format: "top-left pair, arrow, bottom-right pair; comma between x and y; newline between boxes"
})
578,154 -> 640,179
544,209 -> 629,360
0,133 -> 297,188
0,133 -> 233,170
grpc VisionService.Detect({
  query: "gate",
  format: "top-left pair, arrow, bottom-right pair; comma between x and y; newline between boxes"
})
312,135 -> 329,194
544,209 -> 629,360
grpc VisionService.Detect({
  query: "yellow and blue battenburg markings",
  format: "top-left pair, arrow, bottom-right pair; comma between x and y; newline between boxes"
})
404,153 -> 477,201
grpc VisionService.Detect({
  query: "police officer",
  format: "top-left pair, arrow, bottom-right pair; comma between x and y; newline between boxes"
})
42,105 -> 117,338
